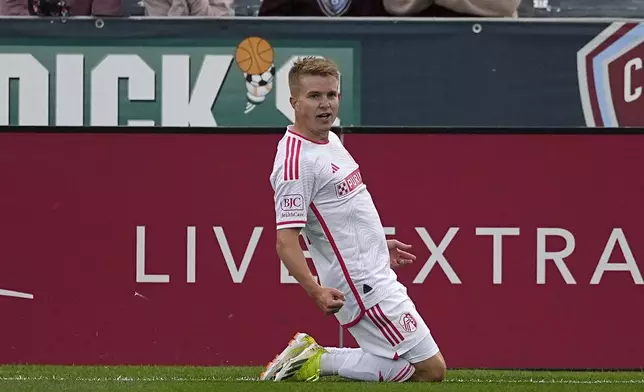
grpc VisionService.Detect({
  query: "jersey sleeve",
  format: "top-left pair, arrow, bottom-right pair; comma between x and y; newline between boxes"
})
273,151 -> 316,230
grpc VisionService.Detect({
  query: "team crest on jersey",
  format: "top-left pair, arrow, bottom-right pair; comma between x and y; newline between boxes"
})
399,313 -> 417,333
317,0 -> 351,16
335,168 -> 363,198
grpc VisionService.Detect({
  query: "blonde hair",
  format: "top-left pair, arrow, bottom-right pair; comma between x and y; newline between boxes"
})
288,56 -> 339,95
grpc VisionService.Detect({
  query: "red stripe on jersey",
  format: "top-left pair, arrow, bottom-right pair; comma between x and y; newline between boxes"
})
277,220 -> 306,227
284,137 -> 292,181
376,304 -> 405,343
283,137 -> 304,181
294,139 -> 301,179
310,203 -> 366,314
342,310 -> 365,328
289,137 -> 296,180
367,308 -> 396,346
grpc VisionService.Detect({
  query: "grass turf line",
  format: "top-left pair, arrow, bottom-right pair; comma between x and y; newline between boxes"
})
0,366 -> 642,392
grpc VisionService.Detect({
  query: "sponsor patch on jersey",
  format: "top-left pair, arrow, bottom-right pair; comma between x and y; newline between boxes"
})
280,194 -> 304,211
335,168 -> 363,198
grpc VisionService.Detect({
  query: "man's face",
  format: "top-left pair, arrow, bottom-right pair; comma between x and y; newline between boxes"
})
291,75 -> 339,133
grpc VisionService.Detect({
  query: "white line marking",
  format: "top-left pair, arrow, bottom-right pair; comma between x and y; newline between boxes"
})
0,376 -> 642,384
448,378 -> 644,384
133,291 -> 149,301
0,289 -> 34,300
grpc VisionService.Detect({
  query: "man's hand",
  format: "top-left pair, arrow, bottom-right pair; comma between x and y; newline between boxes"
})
388,239 -> 417,269
311,287 -> 345,315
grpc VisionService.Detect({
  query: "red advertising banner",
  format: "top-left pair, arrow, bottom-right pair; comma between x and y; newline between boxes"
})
0,131 -> 643,369
0,133 -> 340,367
345,134 -> 644,370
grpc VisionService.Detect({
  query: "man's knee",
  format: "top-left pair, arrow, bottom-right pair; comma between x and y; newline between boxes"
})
414,364 -> 446,382
410,352 -> 446,382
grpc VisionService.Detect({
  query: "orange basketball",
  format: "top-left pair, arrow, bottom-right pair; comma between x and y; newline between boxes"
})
235,37 -> 274,75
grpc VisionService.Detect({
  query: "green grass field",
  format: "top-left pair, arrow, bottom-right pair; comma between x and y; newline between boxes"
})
0,366 -> 643,392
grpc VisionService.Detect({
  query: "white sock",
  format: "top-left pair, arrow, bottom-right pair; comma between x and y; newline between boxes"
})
320,347 -> 415,382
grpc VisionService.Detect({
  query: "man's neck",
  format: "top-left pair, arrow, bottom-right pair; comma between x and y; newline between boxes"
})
292,122 -> 329,143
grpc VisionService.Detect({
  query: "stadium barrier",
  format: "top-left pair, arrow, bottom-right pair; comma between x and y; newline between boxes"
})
0,17 -> 643,128
1,126 -> 643,369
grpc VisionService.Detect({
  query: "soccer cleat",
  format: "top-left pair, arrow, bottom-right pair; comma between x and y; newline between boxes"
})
259,332 -> 317,381
273,343 -> 327,382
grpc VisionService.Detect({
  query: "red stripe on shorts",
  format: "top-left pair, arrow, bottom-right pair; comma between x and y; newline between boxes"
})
376,304 -> 405,343
366,307 -> 397,346
372,305 -> 402,345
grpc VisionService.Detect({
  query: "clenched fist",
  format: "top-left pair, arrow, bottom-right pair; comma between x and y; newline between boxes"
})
312,287 -> 345,315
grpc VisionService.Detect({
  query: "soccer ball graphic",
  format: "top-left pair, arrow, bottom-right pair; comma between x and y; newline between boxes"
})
244,65 -> 275,107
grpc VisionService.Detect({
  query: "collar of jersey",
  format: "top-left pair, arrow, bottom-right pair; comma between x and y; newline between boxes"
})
286,126 -> 330,145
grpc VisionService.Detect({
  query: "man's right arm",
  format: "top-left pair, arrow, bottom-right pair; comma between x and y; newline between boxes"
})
277,228 -> 345,314
272,144 -> 344,314
276,228 -> 321,296
272,148 -> 322,297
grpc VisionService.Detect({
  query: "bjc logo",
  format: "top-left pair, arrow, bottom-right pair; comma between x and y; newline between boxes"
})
280,194 -> 304,211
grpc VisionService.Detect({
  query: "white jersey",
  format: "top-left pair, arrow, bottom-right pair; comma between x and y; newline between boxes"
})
270,126 -> 404,326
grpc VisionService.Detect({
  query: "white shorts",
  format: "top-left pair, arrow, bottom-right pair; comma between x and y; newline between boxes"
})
348,288 -> 439,364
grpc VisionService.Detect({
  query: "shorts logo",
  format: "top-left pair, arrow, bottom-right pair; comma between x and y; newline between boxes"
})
335,168 -> 363,198
399,313 -> 417,333
280,194 -> 304,211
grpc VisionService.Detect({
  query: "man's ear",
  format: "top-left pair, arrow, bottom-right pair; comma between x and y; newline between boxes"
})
290,96 -> 296,110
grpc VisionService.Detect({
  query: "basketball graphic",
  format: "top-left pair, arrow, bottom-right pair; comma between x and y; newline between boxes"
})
235,37 -> 276,114
235,36 -> 274,75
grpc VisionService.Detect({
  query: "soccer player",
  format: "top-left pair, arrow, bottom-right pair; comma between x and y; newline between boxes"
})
263,57 -> 446,383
